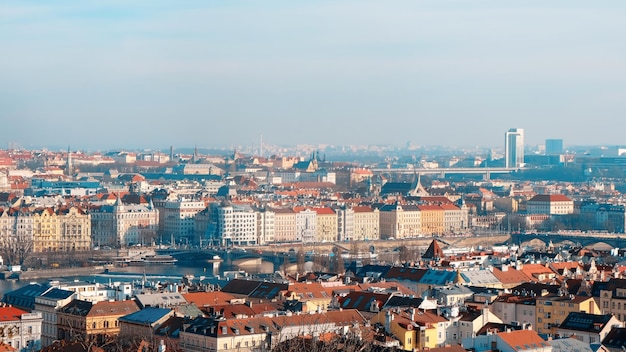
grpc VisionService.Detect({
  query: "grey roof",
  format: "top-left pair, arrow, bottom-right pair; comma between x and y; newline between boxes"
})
135,292 -> 187,308
418,269 -> 457,286
221,279 -> 262,295
40,288 -> 74,300
384,296 -> 424,309
2,283 -> 52,310
559,312 -> 614,332
119,307 -> 173,325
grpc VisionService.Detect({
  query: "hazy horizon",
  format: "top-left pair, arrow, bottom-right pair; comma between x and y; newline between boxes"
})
3,1 -> 626,150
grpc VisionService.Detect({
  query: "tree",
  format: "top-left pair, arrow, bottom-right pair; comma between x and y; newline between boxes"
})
398,245 -> 410,263
335,253 -> 345,274
296,248 -> 305,274
0,215 -> 33,267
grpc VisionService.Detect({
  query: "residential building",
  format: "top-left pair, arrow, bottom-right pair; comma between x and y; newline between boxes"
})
210,202 -> 258,246
534,294 -> 599,335
255,207 -> 275,245
31,206 -> 91,253
313,207 -> 337,242
598,278 -> 626,321
91,198 -> 158,247
33,288 -> 75,348
57,299 -> 140,344
601,327 -> 626,352
294,207 -> 316,243
418,204 -> 444,235
352,206 -> 379,241
118,307 -> 175,342
272,208 -> 296,243
334,206 -> 354,242
162,198 -> 206,245
179,310 -> 366,352
526,194 -> 574,215
0,306 -> 42,351
463,329 -> 552,352
378,203 -> 421,239
555,312 -> 621,345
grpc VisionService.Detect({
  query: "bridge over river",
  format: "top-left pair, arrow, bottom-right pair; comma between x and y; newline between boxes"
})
509,232 -> 626,249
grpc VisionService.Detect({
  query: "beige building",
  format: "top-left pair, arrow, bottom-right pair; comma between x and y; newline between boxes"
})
378,203 -> 421,239
313,207 -> 337,242
352,206 -> 379,241
272,208 -> 296,243
526,194 -> 574,215
535,294 -> 599,335
91,198 -> 158,247
57,299 -> 140,344
32,206 -> 91,253
418,204 -> 444,235
598,278 -> 626,321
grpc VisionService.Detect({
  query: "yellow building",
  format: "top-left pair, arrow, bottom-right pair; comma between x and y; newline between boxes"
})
352,206 -> 379,241
534,294 -> 599,335
58,299 -> 140,344
280,282 -> 333,313
314,207 -> 337,242
371,309 -> 445,350
32,206 -> 91,253
378,204 -> 421,239
418,205 -> 445,235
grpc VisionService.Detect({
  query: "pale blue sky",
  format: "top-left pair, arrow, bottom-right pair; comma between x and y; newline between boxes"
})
2,1 -> 626,150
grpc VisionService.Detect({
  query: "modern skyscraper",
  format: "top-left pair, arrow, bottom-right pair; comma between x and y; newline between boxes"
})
545,139 -> 564,155
504,128 -> 524,168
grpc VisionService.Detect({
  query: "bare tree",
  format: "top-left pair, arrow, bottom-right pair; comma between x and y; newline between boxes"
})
296,248 -> 305,274
0,224 -> 33,267
335,253 -> 345,274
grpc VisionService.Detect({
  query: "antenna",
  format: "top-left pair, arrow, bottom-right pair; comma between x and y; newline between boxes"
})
260,133 -> 263,157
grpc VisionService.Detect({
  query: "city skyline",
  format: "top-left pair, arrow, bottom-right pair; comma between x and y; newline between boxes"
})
3,1 -> 626,149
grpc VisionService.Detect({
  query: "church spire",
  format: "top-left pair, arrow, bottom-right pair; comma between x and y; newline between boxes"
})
66,145 -> 73,177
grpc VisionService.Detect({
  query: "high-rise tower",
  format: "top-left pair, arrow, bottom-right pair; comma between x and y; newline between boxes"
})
504,128 -> 524,168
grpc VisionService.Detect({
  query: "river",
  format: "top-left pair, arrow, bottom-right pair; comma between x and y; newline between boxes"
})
0,260 -> 276,299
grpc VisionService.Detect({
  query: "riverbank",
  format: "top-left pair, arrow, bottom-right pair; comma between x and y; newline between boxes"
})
0,266 -> 106,281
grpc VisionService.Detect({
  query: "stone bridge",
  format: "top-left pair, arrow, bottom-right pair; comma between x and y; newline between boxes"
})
509,232 -> 626,249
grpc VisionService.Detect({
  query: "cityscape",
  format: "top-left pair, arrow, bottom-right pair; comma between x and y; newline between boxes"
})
4,1 -> 626,352
1,129 -> 626,352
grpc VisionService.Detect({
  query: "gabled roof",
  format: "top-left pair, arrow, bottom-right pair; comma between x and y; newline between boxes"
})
0,306 -> 28,322
182,291 -> 237,307
383,296 -> 424,309
248,282 -> 289,300
558,312 -> 614,332
528,194 -> 572,202
385,266 -> 427,282
220,279 -> 262,296
602,327 -> 626,349
339,291 -> 391,312
497,329 -> 549,352
423,240 -> 444,259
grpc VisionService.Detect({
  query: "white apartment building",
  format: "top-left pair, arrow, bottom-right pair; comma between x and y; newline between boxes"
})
214,203 -> 258,246
256,208 -> 275,245
0,306 -> 43,351
162,198 -> 206,245
295,208 -> 317,243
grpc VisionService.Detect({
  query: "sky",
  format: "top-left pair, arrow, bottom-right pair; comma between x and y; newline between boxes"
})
2,1 -> 626,151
